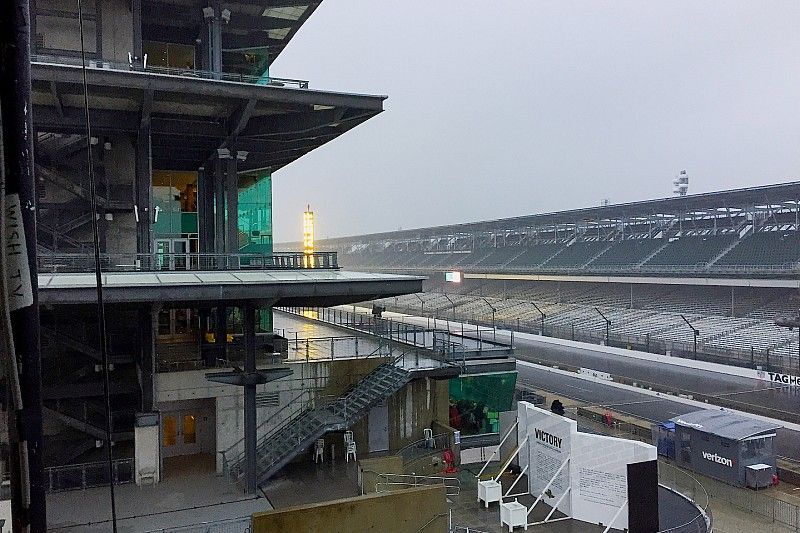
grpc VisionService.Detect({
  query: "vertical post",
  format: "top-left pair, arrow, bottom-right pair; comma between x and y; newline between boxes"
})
1,0 -> 47,527
243,303 -> 257,494
211,0 -> 222,77
226,148 -> 238,255
135,126 -> 152,255
213,157 -> 225,255
215,306 -> 227,362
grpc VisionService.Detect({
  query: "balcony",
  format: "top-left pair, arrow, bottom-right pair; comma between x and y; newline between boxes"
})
31,54 -> 309,89
37,252 -> 338,273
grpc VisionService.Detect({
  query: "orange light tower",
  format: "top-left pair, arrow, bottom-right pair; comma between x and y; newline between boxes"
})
303,204 -> 315,267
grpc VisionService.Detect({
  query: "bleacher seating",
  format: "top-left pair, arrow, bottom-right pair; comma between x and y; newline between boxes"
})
543,241 -> 610,268
589,239 -> 664,267
716,231 -> 800,266
645,235 -> 735,266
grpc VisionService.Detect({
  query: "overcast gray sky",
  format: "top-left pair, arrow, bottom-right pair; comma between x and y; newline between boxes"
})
270,1 -> 800,242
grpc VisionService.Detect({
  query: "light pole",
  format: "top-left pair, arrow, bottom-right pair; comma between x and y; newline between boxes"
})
531,302 -> 546,336
775,310 -> 800,373
680,314 -> 700,360
595,307 -> 611,346
443,293 -> 457,321
413,293 -> 425,318
480,297 -> 497,340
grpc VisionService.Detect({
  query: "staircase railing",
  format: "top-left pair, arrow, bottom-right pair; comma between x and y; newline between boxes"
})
375,473 -> 460,497
222,388 -> 317,478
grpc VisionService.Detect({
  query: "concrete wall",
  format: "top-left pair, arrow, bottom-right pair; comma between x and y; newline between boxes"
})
155,361 -> 330,472
105,135 -> 137,253
252,486 -> 448,533
387,377 -> 449,450
36,0 -> 133,61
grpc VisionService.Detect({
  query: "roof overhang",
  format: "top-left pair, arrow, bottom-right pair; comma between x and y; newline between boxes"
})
142,0 -> 322,70
38,270 -> 423,306
31,61 -> 385,172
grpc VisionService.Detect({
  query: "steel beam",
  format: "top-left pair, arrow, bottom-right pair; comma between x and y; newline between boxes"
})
225,147 -> 239,254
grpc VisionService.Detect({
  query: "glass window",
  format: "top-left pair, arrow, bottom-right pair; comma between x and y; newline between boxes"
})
183,415 -> 196,444
158,310 -> 171,336
163,416 -> 177,447
238,173 -> 273,254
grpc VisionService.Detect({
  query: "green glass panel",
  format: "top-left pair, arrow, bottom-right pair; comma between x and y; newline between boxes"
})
237,173 -> 272,253
153,186 -> 182,237
181,212 -> 198,234
449,372 -> 517,436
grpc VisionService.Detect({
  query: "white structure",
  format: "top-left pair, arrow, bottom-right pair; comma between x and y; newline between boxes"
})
487,402 -> 658,531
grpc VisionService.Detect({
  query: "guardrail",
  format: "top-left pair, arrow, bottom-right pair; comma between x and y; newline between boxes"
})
658,462 -> 713,533
375,473 -> 460,497
385,301 -> 799,376
143,516 -> 252,533
397,433 -> 452,466
37,251 -> 338,273
32,53 -> 309,89
45,458 -> 134,493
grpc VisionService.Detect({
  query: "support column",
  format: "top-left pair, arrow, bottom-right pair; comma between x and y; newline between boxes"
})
132,0 -> 143,61
199,308 -> 214,366
197,167 -> 214,254
139,304 -> 157,412
135,127 -> 153,255
215,305 -> 227,362
243,303 -> 257,493
225,148 -> 238,253
214,157 -> 225,254
211,0 -> 222,77
0,0 -> 47,526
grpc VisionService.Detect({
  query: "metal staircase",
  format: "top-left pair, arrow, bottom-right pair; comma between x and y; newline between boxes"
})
228,362 -> 412,487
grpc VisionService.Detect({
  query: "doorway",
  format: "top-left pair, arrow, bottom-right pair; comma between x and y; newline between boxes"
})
155,238 -> 190,270
368,402 -> 389,453
161,403 -> 214,458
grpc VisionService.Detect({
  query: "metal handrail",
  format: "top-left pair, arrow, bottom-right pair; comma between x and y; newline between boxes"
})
32,53 -> 310,88
375,473 -> 461,497
37,251 -> 338,273
223,388 -> 314,476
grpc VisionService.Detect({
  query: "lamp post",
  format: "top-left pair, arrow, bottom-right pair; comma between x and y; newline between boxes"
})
680,314 -> 700,360
413,293 -> 425,319
775,310 -> 800,373
531,302 -> 546,336
443,293 -> 457,321
595,307 -> 611,346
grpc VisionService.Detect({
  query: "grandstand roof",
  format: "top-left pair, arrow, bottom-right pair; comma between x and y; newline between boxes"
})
321,181 -> 800,243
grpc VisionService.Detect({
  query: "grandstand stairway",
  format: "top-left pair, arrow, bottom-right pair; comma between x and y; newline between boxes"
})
707,237 -> 744,266
227,362 -> 411,488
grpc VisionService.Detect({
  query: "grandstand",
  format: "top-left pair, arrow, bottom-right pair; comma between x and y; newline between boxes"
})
307,182 -> 800,371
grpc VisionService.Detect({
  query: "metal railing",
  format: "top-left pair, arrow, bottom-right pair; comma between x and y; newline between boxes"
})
397,433 -> 452,466
45,458 -> 134,493
657,462 -> 713,533
375,473 -> 461,497
386,301 -> 800,376
143,516 -> 252,533
32,53 -> 309,89
221,388 -> 316,478
37,251 -> 338,273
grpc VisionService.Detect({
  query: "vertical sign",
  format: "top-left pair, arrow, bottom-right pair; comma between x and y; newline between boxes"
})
4,193 -> 33,310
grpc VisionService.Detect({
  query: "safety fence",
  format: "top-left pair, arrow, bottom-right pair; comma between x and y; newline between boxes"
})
45,458 -> 134,493
143,516 -> 252,533
382,301 -> 798,376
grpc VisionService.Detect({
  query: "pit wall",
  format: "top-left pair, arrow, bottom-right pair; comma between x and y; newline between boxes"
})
252,486 -> 448,533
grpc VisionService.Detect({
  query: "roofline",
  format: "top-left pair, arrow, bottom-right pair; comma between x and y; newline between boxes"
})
310,181 -> 800,244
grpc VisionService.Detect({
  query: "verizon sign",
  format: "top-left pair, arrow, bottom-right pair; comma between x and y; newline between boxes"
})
702,451 -> 733,467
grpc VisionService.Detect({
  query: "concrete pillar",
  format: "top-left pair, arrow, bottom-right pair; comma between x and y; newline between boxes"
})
139,304 -> 157,412
225,148 -> 238,254
215,305 -> 227,362
214,157 -> 226,254
211,0 -> 222,77
197,167 -> 214,254
135,128 -> 152,255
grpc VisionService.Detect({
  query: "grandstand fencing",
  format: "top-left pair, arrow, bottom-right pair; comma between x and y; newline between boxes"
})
373,296 -> 799,375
